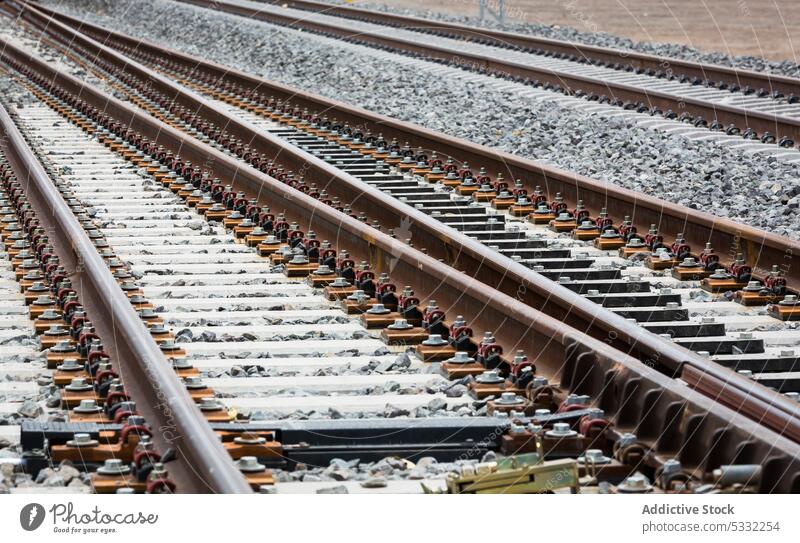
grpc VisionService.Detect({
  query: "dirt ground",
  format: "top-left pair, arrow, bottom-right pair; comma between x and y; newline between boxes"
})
373,0 -> 800,61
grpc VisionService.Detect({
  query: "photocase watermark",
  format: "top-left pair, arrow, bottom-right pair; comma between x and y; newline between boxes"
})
142,358 -> 180,444
19,501 -> 159,535
387,214 -> 414,273
19,503 -> 45,532
558,0 -> 599,33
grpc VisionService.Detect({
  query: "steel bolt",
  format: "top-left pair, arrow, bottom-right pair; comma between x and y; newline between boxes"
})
545,423 -> 577,438
579,449 -> 611,465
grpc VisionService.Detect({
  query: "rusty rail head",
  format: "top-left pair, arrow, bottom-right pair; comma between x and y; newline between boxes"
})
21,2 -> 800,439
267,0 -> 800,100
5,31 -> 800,491
0,72 -> 251,495
681,364 -> 800,444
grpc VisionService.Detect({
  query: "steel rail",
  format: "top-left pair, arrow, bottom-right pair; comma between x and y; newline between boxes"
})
3,36 -> 800,492
174,0 -> 800,146
28,1 -> 800,290
263,0 -> 800,103
18,2 -> 800,440
0,101 -> 251,494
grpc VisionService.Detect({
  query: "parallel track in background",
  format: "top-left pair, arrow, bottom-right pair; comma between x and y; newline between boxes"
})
178,0 -> 800,150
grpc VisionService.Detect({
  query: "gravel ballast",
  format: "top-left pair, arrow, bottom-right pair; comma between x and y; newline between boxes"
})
34,0 -> 800,240
319,0 -> 800,79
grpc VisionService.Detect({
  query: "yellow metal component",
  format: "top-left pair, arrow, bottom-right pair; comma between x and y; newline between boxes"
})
423,453 -> 580,494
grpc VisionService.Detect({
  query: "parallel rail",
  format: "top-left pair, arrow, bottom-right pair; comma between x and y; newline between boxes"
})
176,0 -> 800,146
18,2 -> 800,441
264,0 -> 800,100
0,101 -> 251,494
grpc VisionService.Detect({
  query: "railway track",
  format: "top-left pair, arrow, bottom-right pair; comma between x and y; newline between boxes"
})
0,96 -> 249,493
259,0 -> 800,104
175,0 -> 800,154
0,1 -> 799,495
14,3 -> 800,430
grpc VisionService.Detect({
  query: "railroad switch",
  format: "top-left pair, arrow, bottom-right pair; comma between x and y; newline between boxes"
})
19,45 -> 800,497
